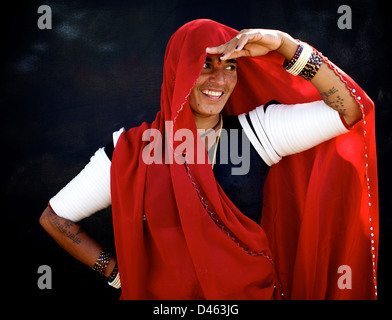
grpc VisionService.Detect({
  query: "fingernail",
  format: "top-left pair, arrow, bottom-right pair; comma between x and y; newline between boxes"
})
235,45 -> 239,50
221,53 -> 225,57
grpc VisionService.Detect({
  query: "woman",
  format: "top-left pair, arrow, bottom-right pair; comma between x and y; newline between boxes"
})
39,19 -> 378,299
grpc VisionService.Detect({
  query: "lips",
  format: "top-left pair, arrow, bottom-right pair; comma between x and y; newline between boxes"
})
201,89 -> 224,99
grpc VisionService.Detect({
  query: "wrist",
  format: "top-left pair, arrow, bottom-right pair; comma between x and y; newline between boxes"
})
92,250 -> 117,277
276,32 -> 299,61
104,257 -> 117,278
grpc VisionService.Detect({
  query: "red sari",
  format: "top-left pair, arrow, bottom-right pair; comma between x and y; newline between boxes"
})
110,19 -> 378,299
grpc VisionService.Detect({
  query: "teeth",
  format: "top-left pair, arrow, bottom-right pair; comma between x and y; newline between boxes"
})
202,90 -> 223,97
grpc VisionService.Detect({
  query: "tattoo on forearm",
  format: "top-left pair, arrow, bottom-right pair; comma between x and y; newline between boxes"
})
52,216 -> 85,244
320,86 -> 346,115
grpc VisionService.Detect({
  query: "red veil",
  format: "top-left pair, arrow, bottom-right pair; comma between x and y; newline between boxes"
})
110,19 -> 378,299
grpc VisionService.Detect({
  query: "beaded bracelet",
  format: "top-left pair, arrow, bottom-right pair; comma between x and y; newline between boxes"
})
108,264 -> 119,282
284,44 -> 303,70
92,251 -> 112,276
299,50 -> 323,80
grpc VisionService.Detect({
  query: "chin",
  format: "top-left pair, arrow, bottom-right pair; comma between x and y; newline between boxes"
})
204,103 -> 226,115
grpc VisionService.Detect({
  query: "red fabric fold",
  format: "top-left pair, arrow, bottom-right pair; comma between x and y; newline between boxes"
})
110,19 -> 378,300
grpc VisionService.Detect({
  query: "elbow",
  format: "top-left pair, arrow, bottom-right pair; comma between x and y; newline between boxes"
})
342,107 -> 363,128
39,206 -> 56,232
340,98 -> 364,128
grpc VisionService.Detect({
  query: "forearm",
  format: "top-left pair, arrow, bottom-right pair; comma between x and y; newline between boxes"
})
277,32 -> 362,126
39,206 -> 116,278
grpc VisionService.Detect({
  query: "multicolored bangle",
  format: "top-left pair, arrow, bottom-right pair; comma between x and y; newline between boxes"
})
284,42 -> 323,81
299,50 -> 323,81
284,44 -> 303,70
92,251 -> 112,276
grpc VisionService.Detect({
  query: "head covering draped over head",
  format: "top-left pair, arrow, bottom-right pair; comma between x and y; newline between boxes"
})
111,19 -> 378,300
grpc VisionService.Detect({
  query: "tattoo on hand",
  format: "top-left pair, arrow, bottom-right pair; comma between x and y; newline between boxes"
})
321,86 -> 346,115
52,216 -> 84,244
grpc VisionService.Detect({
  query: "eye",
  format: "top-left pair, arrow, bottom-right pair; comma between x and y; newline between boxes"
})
203,62 -> 210,69
226,64 -> 236,71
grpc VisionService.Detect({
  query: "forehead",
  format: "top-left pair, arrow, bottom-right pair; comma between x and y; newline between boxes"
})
205,56 -> 237,64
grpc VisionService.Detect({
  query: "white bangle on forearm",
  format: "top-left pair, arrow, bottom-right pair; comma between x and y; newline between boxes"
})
239,100 -> 349,166
49,147 -> 112,222
48,128 -> 124,222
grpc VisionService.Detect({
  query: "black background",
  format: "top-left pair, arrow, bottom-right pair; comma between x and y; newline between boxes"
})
3,0 -> 391,304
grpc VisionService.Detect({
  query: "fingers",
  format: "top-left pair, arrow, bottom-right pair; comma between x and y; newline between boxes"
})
205,43 -> 227,55
206,33 -> 247,60
234,34 -> 248,52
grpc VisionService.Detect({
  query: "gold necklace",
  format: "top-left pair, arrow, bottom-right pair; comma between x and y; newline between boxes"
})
199,116 -> 222,138
211,115 -> 223,169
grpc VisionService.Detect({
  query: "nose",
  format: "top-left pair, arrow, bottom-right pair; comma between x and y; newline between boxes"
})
209,68 -> 225,85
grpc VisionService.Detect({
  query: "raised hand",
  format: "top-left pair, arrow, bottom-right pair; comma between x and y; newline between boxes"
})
206,29 -> 285,60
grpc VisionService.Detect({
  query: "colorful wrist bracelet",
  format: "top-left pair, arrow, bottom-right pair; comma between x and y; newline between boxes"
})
299,50 -> 323,81
108,264 -> 119,282
284,44 -> 303,70
92,251 -> 112,276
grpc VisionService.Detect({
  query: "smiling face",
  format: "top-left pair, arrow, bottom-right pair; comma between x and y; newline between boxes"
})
189,55 -> 237,128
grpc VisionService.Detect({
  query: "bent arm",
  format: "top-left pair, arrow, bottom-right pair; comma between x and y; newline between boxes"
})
39,128 -> 124,282
209,29 -> 365,127
276,33 -> 362,126
39,206 -> 116,277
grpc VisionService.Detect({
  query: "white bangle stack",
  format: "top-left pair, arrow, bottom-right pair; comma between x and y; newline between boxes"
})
48,128 -> 125,222
286,43 -> 313,76
108,272 -> 121,289
238,100 -> 350,166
